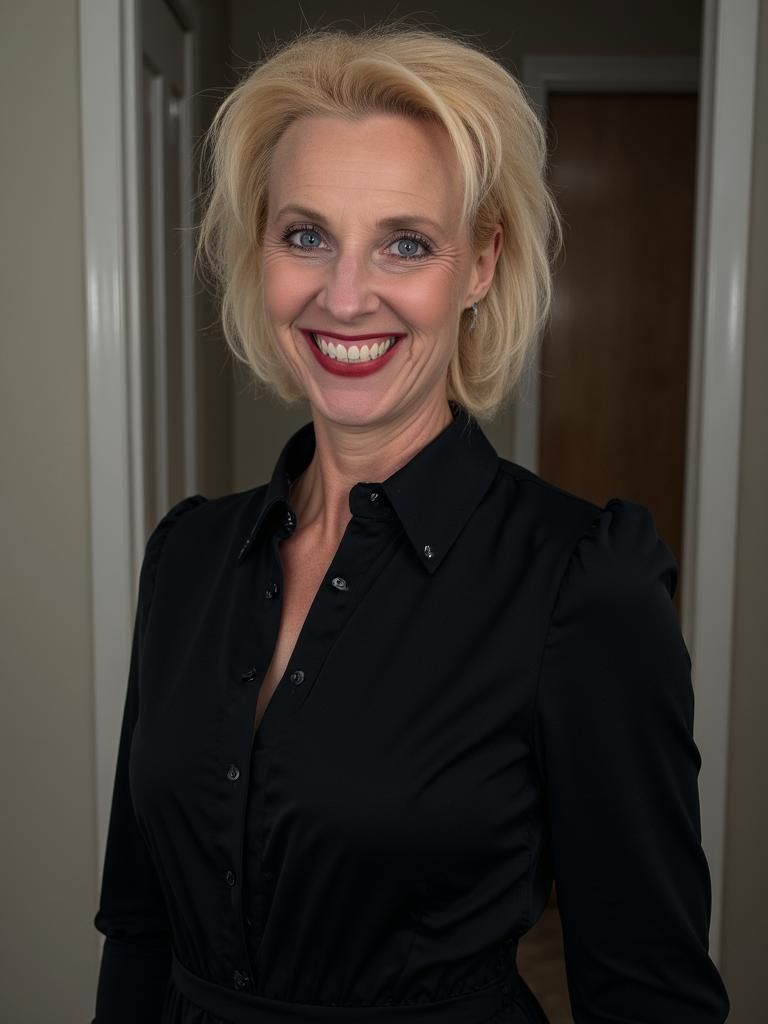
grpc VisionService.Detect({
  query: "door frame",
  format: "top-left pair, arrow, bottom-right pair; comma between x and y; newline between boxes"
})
520,0 -> 759,964
141,0 -> 200,518
79,0 -> 201,875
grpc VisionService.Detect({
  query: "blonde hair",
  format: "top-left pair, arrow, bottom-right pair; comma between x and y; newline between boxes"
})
196,24 -> 561,419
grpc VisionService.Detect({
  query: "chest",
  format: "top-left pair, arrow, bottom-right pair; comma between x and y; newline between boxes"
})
134,504 -> 555,904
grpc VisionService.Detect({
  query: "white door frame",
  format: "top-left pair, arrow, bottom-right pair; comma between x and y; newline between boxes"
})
79,0 -> 200,875
81,0 -> 759,963
520,0 -> 759,964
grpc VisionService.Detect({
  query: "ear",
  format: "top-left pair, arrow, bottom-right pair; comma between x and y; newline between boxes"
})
465,223 -> 503,306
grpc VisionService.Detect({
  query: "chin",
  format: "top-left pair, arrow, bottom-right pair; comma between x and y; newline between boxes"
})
308,390 -> 401,427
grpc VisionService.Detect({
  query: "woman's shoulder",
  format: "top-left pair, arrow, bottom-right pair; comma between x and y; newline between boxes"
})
143,485 -> 269,581
495,457 -> 678,602
497,456 -> 601,524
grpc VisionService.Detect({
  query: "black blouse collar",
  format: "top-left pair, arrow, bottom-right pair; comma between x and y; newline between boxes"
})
237,400 -> 500,575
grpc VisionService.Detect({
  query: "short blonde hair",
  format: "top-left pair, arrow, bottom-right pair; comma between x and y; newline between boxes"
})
197,24 -> 560,419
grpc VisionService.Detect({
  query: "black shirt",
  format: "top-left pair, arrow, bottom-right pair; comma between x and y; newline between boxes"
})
93,400 -> 730,1023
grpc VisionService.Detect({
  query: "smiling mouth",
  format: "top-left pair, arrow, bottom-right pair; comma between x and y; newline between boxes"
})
306,331 -> 404,364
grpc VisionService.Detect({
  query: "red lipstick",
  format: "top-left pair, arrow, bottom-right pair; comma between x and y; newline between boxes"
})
300,329 -> 406,378
307,330 -> 405,342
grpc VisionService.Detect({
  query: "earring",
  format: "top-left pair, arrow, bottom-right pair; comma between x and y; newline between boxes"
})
467,302 -> 479,332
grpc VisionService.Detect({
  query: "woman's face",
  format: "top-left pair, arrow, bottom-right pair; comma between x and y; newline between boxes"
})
261,113 -> 501,426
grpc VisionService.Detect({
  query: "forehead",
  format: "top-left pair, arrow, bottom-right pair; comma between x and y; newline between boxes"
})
267,113 -> 464,226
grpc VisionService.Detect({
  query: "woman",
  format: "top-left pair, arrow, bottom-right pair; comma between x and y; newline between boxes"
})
93,25 -> 730,1024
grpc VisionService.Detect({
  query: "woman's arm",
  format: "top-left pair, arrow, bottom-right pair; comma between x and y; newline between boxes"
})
533,498 -> 730,1023
92,495 -> 207,1023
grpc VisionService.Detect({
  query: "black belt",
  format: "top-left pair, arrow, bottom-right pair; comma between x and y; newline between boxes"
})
171,951 -> 520,1022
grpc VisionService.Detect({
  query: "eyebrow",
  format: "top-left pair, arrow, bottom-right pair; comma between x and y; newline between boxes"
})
273,204 -> 444,235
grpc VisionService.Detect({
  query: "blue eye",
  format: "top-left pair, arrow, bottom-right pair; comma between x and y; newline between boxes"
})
288,228 -> 322,249
396,238 -> 420,257
391,233 -> 434,262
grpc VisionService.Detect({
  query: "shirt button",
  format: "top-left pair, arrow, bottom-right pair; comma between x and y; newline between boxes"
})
227,764 -> 240,782
369,490 -> 380,503
289,669 -> 305,686
233,969 -> 250,990
241,667 -> 258,684
265,581 -> 279,599
330,576 -> 349,591
225,869 -> 237,886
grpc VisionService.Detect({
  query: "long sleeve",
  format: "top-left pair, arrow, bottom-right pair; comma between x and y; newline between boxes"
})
92,495 -> 207,1023
533,498 -> 730,1023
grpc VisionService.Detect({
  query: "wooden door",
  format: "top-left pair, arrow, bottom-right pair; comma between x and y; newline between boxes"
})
538,92 -> 698,614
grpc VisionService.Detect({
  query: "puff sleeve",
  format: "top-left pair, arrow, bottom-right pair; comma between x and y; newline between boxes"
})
92,495 -> 207,1023
534,499 -> 730,1023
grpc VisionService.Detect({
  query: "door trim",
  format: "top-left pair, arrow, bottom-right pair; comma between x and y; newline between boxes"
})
681,0 -> 758,965
79,0 -> 201,879
521,0 -> 759,964
80,0 -> 143,880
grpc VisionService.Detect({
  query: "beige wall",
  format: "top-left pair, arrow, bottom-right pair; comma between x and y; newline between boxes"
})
721,1 -> 768,1020
0,2 -> 98,1020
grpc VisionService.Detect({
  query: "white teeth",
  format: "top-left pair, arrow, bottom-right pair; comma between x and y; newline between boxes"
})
312,334 -> 397,362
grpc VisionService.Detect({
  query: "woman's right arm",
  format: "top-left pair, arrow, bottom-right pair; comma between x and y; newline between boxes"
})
92,495 -> 207,1023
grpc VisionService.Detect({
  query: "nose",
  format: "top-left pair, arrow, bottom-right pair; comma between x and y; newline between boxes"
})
315,247 -> 380,322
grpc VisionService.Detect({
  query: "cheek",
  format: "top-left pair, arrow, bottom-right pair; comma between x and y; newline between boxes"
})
386,269 -> 460,331
262,259 -> 320,323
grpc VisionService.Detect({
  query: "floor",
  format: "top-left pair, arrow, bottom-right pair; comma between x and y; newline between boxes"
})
516,886 -> 573,1024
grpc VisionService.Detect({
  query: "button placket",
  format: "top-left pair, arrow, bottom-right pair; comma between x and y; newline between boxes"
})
286,510 -> 397,713
231,498 -> 396,978
228,542 -> 278,989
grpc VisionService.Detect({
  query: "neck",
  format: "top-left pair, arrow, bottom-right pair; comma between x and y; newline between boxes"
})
288,397 -> 455,548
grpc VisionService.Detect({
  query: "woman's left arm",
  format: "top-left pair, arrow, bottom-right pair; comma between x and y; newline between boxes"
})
533,498 -> 730,1023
